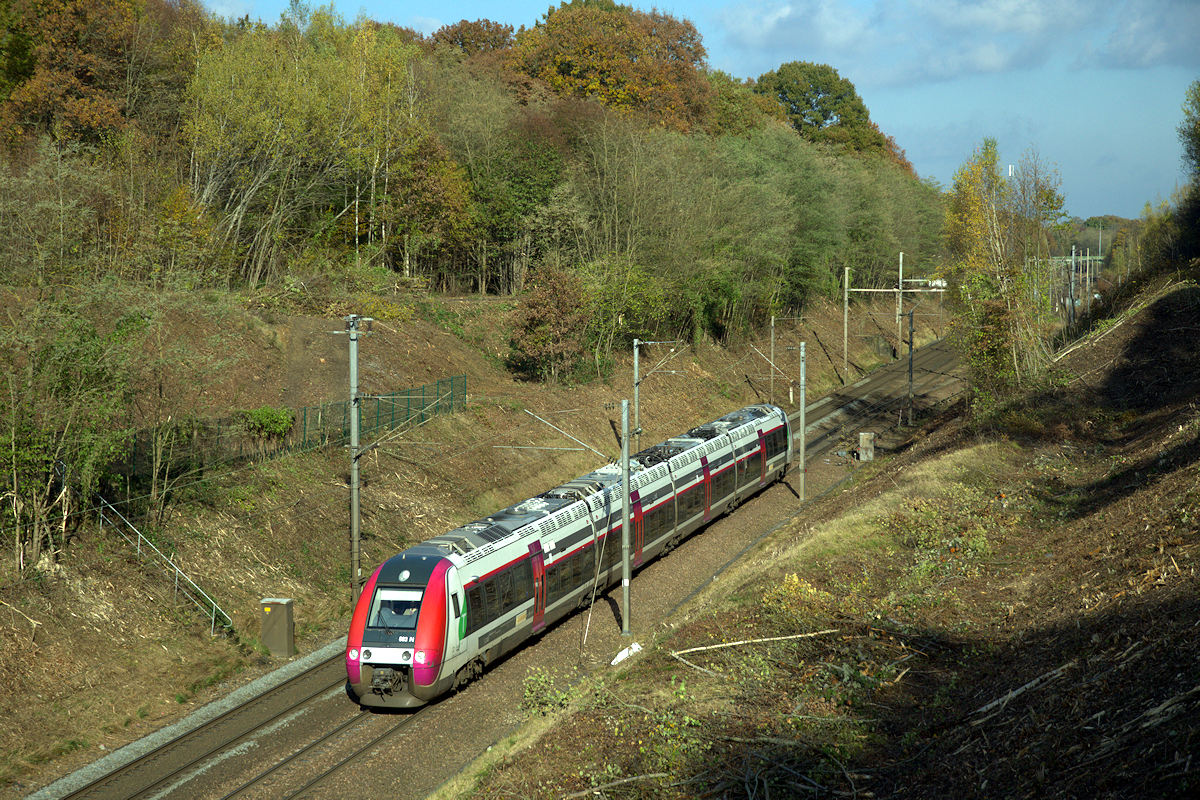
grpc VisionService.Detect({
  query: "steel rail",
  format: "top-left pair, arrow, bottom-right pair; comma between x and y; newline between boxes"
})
58,655 -> 346,800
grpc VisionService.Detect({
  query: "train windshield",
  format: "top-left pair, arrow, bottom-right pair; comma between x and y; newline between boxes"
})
367,588 -> 422,631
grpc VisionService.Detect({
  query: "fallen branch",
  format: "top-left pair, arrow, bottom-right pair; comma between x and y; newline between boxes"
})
670,652 -> 718,676
0,597 -> 42,643
560,772 -> 669,798
672,629 -> 840,657
970,660 -> 1076,723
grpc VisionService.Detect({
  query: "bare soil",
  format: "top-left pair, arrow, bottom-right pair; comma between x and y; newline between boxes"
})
0,289 -> 912,797
463,276 -> 1200,798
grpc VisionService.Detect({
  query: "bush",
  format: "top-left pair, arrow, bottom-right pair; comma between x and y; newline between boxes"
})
507,264 -> 589,382
237,406 -> 294,440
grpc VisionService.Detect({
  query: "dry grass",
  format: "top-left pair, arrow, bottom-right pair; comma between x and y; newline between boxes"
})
0,291 -> 911,797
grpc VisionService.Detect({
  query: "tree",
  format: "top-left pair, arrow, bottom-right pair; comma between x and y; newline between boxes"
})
431,19 -> 513,57
0,137 -> 113,284
507,264 -> 590,381
0,0 -> 132,142
1180,78 -> 1200,179
508,1 -> 712,131
945,138 -> 1065,408
753,61 -> 908,169
1,297 -> 132,576
433,65 -> 562,294
703,70 -> 783,137
187,10 -> 463,285
0,0 -> 205,144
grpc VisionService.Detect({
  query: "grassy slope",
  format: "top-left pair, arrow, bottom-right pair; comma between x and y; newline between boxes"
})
0,290 -> 910,797
457,278 -> 1200,799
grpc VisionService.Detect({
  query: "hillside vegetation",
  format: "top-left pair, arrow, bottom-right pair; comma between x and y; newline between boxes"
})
0,290 -> 924,797
0,0 -> 951,588
453,272 -> 1200,799
3,1 -> 1198,795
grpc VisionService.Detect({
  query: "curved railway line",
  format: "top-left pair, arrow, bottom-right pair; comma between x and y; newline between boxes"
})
38,340 -> 963,800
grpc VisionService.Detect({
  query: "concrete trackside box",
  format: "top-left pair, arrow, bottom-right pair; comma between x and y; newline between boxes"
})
261,597 -> 295,657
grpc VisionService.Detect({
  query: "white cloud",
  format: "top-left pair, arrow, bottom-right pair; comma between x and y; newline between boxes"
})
1079,0 -> 1200,69
715,0 -> 1197,87
407,15 -> 443,35
205,1 -> 253,21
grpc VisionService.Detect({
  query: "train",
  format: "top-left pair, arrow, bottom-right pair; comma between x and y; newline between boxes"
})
345,403 -> 793,708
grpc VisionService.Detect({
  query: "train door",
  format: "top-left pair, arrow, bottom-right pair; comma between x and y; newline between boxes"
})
445,568 -> 466,657
700,455 -> 712,522
631,490 -> 645,567
757,428 -> 767,487
528,541 -> 546,633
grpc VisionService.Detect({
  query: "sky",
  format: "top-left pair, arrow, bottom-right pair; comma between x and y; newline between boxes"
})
202,0 -> 1200,221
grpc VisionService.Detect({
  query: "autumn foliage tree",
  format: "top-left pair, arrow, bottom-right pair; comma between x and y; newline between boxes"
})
508,0 -> 713,131
945,137 -> 1065,409
0,0 -> 205,144
507,263 -> 590,381
431,19 -> 514,56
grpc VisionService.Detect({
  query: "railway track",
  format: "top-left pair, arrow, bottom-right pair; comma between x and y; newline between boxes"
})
215,705 -> 428,800
51,655 -> 348,800
793,338 -> 963,458
36,341 -> 963,800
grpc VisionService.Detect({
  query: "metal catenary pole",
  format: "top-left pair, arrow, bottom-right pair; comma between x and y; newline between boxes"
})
632,339 -> 680,452
633,339 -> 640,453
769,315 -> 775,404
896,252 -> 904,360
621,399 -> 632,637
907,308 -> 916,426
340,314 -> 373,605
349,318 -> 362,605
799,341 -> 806,502
843,267 -> 850,384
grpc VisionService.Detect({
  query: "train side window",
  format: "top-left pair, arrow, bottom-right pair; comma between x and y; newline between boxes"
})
483,579 -> 500,623
497,571 -> 514,611
466,586 -> 484,633
452,592 -> 461,619
514,559 -> 534,603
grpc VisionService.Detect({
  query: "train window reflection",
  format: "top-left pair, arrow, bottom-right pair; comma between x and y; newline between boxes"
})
368,588 -> 422,630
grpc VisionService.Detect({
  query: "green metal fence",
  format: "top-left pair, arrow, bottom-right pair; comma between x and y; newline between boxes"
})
127,376 -> 467,480
293,375 -> 468,450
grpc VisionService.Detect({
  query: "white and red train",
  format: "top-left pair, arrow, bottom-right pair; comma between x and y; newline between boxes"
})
345,404 -> 792,708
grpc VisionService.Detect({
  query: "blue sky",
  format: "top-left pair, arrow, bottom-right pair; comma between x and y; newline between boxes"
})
203,0 -> 1199,221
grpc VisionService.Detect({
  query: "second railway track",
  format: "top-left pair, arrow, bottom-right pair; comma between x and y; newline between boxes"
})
38,340 -> 963,800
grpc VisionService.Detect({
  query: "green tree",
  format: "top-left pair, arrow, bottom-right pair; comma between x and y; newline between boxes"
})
1174,79 -> 1200,262
945,138 -> 1065,408
1180,78 -> 1200,179
704,70 -> 784,137
0,137 -> 114,284
433,64 -> 562,293
1,298 -> 132,576
753,61 -> 909,171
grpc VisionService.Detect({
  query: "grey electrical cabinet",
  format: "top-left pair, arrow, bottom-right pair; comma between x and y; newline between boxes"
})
260,597 -> 295,657
858,432 -> 875,462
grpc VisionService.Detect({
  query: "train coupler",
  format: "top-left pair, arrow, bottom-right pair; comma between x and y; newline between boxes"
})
370,667 -> 405,695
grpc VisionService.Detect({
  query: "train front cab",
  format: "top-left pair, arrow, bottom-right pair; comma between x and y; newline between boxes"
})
346,548 -> 455,708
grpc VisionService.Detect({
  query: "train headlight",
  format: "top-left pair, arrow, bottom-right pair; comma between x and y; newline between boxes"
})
402,651 -> 412,663
414,650 -> 428,665
363,649 -> 372,660
348,648 -> 359,661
